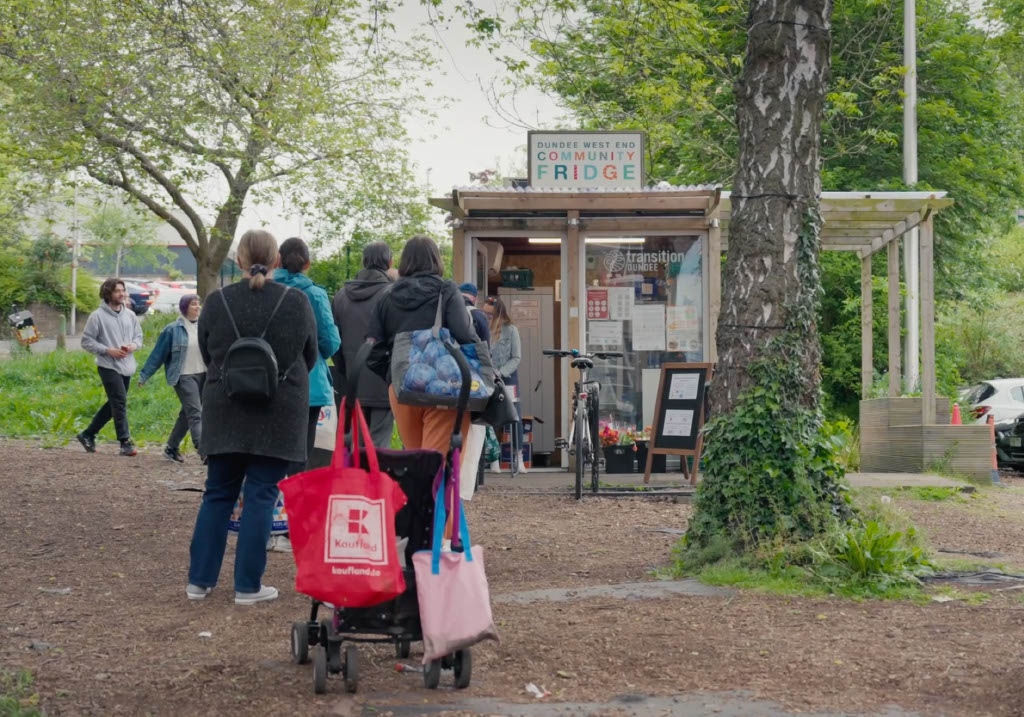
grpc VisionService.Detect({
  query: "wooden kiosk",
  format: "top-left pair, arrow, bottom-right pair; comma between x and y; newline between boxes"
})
432,184 -> 980,479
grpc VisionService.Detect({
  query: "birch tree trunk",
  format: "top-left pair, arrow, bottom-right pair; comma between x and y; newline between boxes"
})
713,0 -> 833,417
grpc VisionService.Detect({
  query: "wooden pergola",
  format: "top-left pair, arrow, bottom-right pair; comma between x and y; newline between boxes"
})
722,190 -> 953,424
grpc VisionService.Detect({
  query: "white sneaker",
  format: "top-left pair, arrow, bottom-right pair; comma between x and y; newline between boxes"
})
235,585 -> 279,605
489,461 -> 500,472
186,584 -> 212,601
267,535 -> 292,553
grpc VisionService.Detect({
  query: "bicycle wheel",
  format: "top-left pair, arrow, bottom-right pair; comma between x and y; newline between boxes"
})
574,399 -> 585,500
589,393 -> 601,494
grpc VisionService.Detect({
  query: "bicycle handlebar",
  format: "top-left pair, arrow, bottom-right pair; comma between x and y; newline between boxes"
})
542,349 -> 625,360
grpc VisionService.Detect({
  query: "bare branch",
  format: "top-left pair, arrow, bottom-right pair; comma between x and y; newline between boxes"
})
83,120 -> 210,250
85,164 -> 200,255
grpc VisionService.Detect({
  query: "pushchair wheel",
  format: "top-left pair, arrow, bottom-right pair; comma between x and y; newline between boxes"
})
395,639 -> 411,659
423,659 -> 441,689
343,645 -> 359,693
312,646 -> 328,694
291,621 -> 311,664
453,648 -> 472,689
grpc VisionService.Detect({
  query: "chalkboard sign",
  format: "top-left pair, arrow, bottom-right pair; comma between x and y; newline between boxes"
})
644,363 -> 713,485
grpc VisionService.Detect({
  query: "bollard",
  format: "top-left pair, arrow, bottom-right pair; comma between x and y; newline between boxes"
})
987,414 -> 1003,485
57,315 -> 66,350
951,403 -> 961,425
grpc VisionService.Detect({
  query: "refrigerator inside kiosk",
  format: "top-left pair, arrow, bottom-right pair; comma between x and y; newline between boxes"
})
584,236 -> 705,447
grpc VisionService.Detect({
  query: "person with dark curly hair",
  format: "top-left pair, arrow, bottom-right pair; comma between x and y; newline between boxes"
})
77,277 -> 144,456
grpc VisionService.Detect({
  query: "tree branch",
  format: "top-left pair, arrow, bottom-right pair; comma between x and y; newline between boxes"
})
83,120 -> 210,250
85,164 -> 200,256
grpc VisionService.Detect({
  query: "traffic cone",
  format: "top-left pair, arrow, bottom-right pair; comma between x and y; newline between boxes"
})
987,414 -> 1003,485
951,403 -> 962,425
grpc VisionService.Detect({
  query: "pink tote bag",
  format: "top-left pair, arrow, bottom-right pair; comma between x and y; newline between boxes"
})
413,448 -> 499,663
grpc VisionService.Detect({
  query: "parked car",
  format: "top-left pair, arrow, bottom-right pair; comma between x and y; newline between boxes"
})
995,413 -> 1024,471
123,282 -> 154,316
149,281 -> 191,313
960,379 -> 1024,424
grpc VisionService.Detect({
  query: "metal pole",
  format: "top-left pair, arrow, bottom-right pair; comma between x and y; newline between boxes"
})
70,185 -> 79,335
903,0 -> 919,392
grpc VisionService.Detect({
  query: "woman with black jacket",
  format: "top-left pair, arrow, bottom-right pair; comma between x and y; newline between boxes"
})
186,229 -> 317,605
366,235 -> 477,454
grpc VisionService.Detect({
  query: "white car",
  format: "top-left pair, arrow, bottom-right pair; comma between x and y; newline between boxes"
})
149,282 -> 193,313
961,379 -> 1024,424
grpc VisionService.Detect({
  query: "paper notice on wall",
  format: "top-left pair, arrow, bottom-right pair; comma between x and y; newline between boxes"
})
586,289 -> 609,319
588,320 -> 623,349
666,305 -> 701,352
668,373 -> 700,401
607,287 -> 633,320
663,409 -> 694,437
631,304 -> 665,351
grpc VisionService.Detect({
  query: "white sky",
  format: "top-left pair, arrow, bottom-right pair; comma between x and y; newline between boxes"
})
240,6 -> 562,242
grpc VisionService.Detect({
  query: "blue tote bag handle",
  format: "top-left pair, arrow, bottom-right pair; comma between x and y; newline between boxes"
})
430,472 -> 473,575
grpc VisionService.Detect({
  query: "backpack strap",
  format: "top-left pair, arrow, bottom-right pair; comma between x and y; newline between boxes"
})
260,287 -> 291,339
217,290 -> 242,340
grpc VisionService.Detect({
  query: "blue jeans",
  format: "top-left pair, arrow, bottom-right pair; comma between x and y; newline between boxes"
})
187,454 -> 287,593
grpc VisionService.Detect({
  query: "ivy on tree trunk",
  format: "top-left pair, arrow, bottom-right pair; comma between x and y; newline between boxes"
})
686,0 -> 850,555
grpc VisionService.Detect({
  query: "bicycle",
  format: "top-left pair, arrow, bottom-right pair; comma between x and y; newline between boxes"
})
543,348 -> 625,499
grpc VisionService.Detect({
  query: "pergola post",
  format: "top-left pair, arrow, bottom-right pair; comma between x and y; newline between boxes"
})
920,213 -> 936,424
887,240 -> 901,396
452,225 -> 466,284
708,218 -> 722,363
861,252 -> 873,399
566,209 -> 582,374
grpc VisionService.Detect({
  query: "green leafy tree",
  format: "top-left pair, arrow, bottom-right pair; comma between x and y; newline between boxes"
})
0,0 -> 434,297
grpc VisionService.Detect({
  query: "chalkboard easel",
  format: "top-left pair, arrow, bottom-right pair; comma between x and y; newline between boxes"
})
644,363 -> 713,485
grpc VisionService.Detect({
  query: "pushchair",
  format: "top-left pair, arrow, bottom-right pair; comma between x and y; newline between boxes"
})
288,342 -> 475,694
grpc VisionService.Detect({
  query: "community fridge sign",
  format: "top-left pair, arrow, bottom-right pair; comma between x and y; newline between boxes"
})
528,131 -> 644,189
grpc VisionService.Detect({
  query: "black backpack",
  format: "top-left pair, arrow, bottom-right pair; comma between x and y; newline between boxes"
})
217,287 -> 292,402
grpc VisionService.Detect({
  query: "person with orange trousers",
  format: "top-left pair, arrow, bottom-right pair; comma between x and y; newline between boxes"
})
365,235 -> 476,453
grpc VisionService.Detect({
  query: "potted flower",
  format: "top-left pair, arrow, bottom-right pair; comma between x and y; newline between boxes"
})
633,426 -> 666,473
600,424 -> 634,474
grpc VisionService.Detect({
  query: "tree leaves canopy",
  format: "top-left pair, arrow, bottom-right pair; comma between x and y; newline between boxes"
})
0,0 -> 435,293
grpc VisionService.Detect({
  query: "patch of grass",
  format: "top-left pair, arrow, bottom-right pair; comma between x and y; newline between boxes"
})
0,670 -> 44,717
0,314 -> 187,448
895,486 -> 970,502
674,492 -> 935,601
925,585 -> 992,606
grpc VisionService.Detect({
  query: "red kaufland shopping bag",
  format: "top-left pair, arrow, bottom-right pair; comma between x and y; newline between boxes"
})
279,398 -> 407,607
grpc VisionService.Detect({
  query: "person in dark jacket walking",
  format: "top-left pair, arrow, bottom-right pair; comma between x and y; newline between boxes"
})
274,237 -> 341,473
332,241 -> 395,448
138,294 -> 206,464
77,278 -> 144,456
458,282 -> 490,344
186,229 -> 317,605
367,236 -> 476,455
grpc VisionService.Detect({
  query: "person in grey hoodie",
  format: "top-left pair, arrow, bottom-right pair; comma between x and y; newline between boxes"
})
77,277 -> 144,456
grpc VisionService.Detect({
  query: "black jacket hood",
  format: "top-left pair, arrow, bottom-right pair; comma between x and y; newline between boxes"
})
343,268 -> 391,302
388,272 -> 447,312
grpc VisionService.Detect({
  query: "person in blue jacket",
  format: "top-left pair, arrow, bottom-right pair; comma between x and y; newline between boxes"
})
138,294 -> 206,464
275,237 -> 341,474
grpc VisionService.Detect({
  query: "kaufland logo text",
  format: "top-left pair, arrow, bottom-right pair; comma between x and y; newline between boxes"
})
325,495 -> 387,565
602,248 -> 686,273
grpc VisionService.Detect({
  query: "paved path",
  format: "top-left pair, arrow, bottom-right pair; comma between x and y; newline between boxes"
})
845,472 -> 970,489
481,467 -> 969,495
372,692 -> 922,716
0,337 -> 82,357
